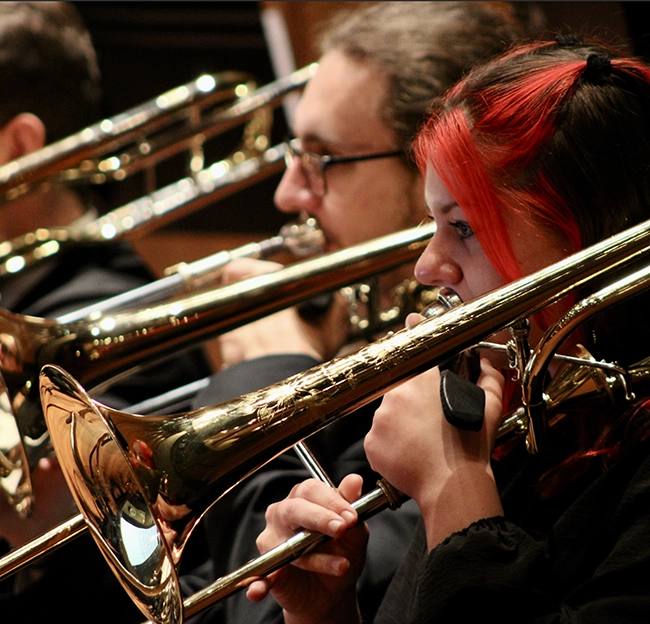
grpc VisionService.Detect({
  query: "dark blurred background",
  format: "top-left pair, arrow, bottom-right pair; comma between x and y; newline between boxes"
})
68,2 -> 650,272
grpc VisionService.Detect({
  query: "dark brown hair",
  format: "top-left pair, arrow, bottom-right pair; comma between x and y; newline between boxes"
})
318,2 -> 540,156
0,2 -> 101,141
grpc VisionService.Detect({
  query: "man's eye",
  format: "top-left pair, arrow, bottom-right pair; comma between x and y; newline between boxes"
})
450,220 -> 474,239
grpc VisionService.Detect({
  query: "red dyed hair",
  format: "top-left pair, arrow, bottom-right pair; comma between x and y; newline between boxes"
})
414,40 -> 650,492
415,42 -> 583,283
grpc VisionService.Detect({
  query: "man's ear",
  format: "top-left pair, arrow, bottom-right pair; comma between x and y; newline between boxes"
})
0,113 -> 47,164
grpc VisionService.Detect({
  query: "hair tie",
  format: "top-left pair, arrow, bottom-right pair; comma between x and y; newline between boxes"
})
583,53 -> 612,84
555,35 -> 584,48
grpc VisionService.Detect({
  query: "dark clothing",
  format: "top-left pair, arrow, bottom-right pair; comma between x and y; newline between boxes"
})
1,241 -> 212,409
374,438 -> 650,623
182,354 -> 420,624
1,241 -> 212,623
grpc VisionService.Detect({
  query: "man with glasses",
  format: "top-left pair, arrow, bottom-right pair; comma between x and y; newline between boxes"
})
284,138 -> 403,200
184,3 -> 540,623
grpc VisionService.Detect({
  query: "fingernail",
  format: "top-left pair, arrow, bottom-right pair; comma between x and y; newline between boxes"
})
341,510 -> 356,525
328,519 -> 344,535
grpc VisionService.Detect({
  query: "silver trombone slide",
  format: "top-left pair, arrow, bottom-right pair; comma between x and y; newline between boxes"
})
180,479 -> 403,621
55,207 -> 323,323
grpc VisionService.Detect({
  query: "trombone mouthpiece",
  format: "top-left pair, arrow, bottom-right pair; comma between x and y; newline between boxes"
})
422,288 -> 462,318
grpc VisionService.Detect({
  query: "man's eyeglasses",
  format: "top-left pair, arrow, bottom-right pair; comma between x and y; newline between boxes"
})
285,138 -> 403,198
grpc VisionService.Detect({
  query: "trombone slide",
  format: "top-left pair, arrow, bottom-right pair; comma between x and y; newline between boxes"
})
37,213 -> 650,624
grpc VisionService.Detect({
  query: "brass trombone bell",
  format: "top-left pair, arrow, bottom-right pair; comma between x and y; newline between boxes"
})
1,223 -> 434,515
39,214 -> 650,623
0,282 -> 455,583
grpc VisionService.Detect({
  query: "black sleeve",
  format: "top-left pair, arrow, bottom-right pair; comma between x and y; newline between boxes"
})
191,354 -> 321,407
378,443 -> 650,624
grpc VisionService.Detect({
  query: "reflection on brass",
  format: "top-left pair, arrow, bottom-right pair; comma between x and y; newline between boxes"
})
0,64 -> 319,279
1,223 -> 433,514
37,215 -> 650,622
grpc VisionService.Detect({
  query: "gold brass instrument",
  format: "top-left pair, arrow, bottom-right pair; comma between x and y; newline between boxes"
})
0,273 -> 644,599
56,214 -> 325,322
35,216 -> 650,623
0,212 -> 323,516
0,70 -> 253,198
0,223 -> 434,515
0,279 -> 452,585
0,63 -> 320,281
0,143 -> 288,280
0,64 -> 315,202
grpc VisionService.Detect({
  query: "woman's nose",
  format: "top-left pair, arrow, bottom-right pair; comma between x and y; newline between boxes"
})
274,159 -> 320,214
414,236 -> 462,287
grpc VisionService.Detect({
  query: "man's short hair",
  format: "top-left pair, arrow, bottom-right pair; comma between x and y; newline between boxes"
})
0,2 -> 101,141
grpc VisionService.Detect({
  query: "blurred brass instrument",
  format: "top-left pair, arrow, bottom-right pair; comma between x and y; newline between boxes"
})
56,214 -> 325,322
27,217 -> 650,623
0,223 -> 434,516
0,64 -> 319,280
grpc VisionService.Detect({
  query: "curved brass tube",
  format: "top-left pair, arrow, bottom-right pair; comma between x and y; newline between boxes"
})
0,63 -> 319,280
0,143 -> 289,280
37,215 -> 650,623
1,223 -> 434,514
0,64 -> 316,202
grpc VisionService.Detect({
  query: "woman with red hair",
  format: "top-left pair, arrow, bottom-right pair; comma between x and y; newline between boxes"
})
246,39 -> 650,623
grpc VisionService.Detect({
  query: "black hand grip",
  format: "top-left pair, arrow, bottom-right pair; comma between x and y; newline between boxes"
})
297,292 -> 335,320
439,369 -> 485,432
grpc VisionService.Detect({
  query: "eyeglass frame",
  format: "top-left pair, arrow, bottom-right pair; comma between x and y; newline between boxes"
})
285,138 -> 403,198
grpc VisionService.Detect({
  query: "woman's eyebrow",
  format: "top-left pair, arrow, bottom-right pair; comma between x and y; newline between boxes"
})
440,202 -> 460,215
425,201 -> 459,216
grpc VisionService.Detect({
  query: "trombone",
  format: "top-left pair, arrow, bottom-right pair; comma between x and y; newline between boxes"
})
0,64 -> 316,202
0,143 -> 288,280
0,64 -> 319,281
35,215 -> 650,623
0,223 -> 434,515
56,214 -> 325,322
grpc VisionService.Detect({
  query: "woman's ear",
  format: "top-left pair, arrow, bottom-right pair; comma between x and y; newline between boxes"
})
0,113 -> 47,164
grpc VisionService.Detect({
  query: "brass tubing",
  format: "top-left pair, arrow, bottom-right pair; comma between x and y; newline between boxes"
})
37,216 -> 650,624
0,143 -> 289,280
0,514 -> 86,580
0,65 -> 316,201
180,480 -> 404,620
1,223 -> 432,514
55,213 -> 323,322
27,224 -> 435,394
0,71 -> 253,200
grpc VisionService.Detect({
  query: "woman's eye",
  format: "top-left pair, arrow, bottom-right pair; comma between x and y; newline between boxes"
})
450,220 -> 474,239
